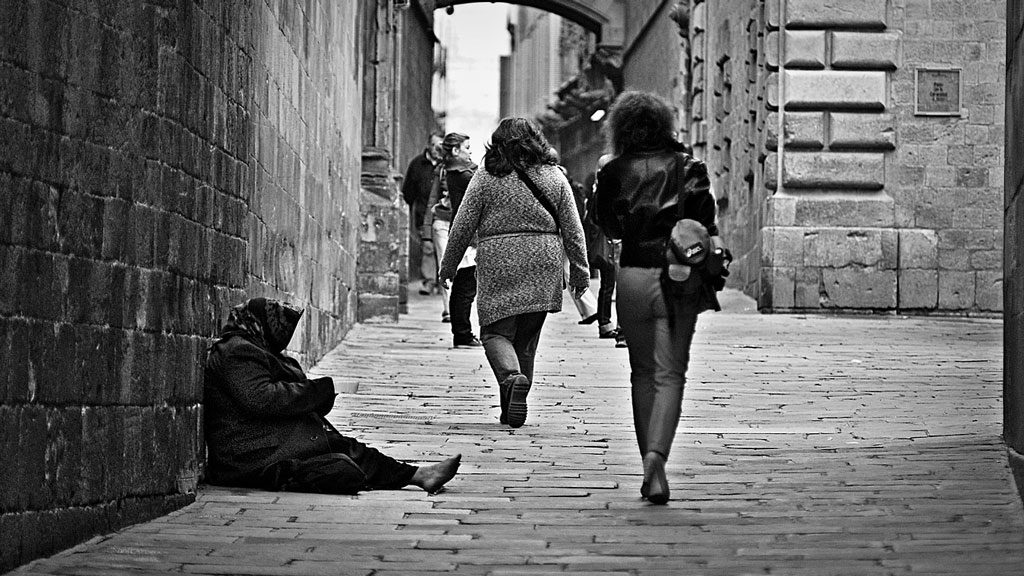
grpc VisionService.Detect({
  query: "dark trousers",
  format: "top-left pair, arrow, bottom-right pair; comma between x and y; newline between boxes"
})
258,430 -> 417,495
592,255 -> 617,326
480,311 -> 548,384
450,265 -> 478,342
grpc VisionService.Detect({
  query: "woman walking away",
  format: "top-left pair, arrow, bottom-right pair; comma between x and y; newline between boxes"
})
595,91 -> 723,504
439,118 -> 590,428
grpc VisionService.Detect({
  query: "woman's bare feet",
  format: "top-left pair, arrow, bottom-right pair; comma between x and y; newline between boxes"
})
411,454 -> 462,494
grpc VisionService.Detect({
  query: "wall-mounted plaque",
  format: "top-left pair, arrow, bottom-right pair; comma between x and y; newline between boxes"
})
915,68 -> 962,116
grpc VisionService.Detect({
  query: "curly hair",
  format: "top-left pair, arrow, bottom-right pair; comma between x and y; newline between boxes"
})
604,91 -> 678,156
483,117 -> 558,177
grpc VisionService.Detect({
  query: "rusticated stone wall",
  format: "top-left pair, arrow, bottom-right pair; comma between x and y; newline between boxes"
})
0,1 -> 363,570
1006,0 -> 1024,497
757,0 -> 1005,313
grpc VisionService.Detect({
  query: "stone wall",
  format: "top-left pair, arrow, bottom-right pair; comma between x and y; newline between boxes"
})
251,1 -> 362,365
758,0 -> 1005,313
691,0 -> 768,297
398,2 -> 438,290
622,1 -> 677,100
1006,0 -> 1024,496
0,1 -> 363,570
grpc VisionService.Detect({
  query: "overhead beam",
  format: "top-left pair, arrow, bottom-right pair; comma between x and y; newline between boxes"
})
437,0 -> 610,40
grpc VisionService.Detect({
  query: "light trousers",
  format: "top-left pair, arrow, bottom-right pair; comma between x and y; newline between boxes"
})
616,266 -> 699,459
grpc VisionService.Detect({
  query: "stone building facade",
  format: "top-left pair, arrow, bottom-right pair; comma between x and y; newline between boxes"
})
0,1 -> 434,570
528,0 -> 1006,315
622,0 -> 1007,314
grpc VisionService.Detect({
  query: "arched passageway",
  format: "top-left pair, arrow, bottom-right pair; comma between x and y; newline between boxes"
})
436,0 -> 616,41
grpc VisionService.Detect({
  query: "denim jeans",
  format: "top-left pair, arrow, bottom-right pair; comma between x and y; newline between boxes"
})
480,311 -> 548,384
616,266 -> 699,460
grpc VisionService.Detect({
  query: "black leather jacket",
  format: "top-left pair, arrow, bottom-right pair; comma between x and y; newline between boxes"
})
595,146 -> 717,269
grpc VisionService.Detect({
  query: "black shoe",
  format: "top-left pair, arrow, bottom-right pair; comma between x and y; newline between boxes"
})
498,376 -> 515,424
506,374 -> 531,428
441,312 -> 451,323
615,335 -> 628,348
599,328 -> 620,339
578,313 -> 599,325
641,452 -> 669,504
453,336 -> 482,349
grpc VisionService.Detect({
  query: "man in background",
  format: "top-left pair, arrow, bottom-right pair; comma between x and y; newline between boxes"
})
402,134 -> 443,295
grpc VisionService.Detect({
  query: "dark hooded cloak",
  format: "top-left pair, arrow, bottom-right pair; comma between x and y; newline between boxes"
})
203,298 -> 337,487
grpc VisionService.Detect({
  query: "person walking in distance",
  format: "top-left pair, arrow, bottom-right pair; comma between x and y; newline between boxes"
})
440,118 -> 590,428
595,91 -> 724,503
583,153 -> 626,348
403,134 -> 444,296
424,132 -> 482,345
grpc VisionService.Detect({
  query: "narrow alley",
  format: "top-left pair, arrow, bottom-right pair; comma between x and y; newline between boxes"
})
10,285 -> 1023,576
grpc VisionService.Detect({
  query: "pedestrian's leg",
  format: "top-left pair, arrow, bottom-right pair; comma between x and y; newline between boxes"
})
638,290 -> 698,505
511,311 -> 548,384
481,316 -> 521,423
432,221 -> 451,316
596,257 -> 616,334
615,267 -> 659,457
504,311 -> 547,428
645,304 -> 698,460
450,265 -> 478,345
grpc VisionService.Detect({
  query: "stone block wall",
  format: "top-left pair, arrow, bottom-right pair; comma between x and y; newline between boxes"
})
0,1 -> 363,570
1006,0 -> 1024,495
250,1 -> 362,366
756,0 -> 1005,313
622,1 -> 679,102
888,0 -> 1006,314
688,0 -> 769,298
398,2 -> 439,291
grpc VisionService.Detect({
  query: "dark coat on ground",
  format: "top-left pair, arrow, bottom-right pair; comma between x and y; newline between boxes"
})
204,298 -> 337,487
204,335 -> 337,487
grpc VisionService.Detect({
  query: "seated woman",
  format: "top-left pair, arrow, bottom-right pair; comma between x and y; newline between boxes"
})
204,297 -> 461,495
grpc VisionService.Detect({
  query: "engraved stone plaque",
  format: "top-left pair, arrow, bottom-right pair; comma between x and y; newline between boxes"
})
915,68 -> 962,116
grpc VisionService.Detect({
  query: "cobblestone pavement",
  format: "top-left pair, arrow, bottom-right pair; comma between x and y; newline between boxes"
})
11,284 -> 1024,575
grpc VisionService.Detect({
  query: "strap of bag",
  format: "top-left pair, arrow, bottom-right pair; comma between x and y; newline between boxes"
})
514,167 -> 560,233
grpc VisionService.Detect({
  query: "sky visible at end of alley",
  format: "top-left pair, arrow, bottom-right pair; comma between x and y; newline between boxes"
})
436,3 -> 509,164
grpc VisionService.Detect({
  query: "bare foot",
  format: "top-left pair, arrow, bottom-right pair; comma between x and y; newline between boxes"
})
411,454 -> 462,494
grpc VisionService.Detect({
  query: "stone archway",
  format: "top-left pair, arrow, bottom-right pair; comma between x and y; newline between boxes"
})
435,0 -> 623,45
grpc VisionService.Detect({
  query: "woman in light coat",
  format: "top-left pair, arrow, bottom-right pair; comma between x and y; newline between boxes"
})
439,118 -> 590,428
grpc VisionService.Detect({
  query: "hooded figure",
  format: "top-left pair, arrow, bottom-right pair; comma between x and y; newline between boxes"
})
204,298 -> 460,494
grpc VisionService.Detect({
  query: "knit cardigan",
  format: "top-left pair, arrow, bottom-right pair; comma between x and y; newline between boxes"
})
439,164 -> 590,327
